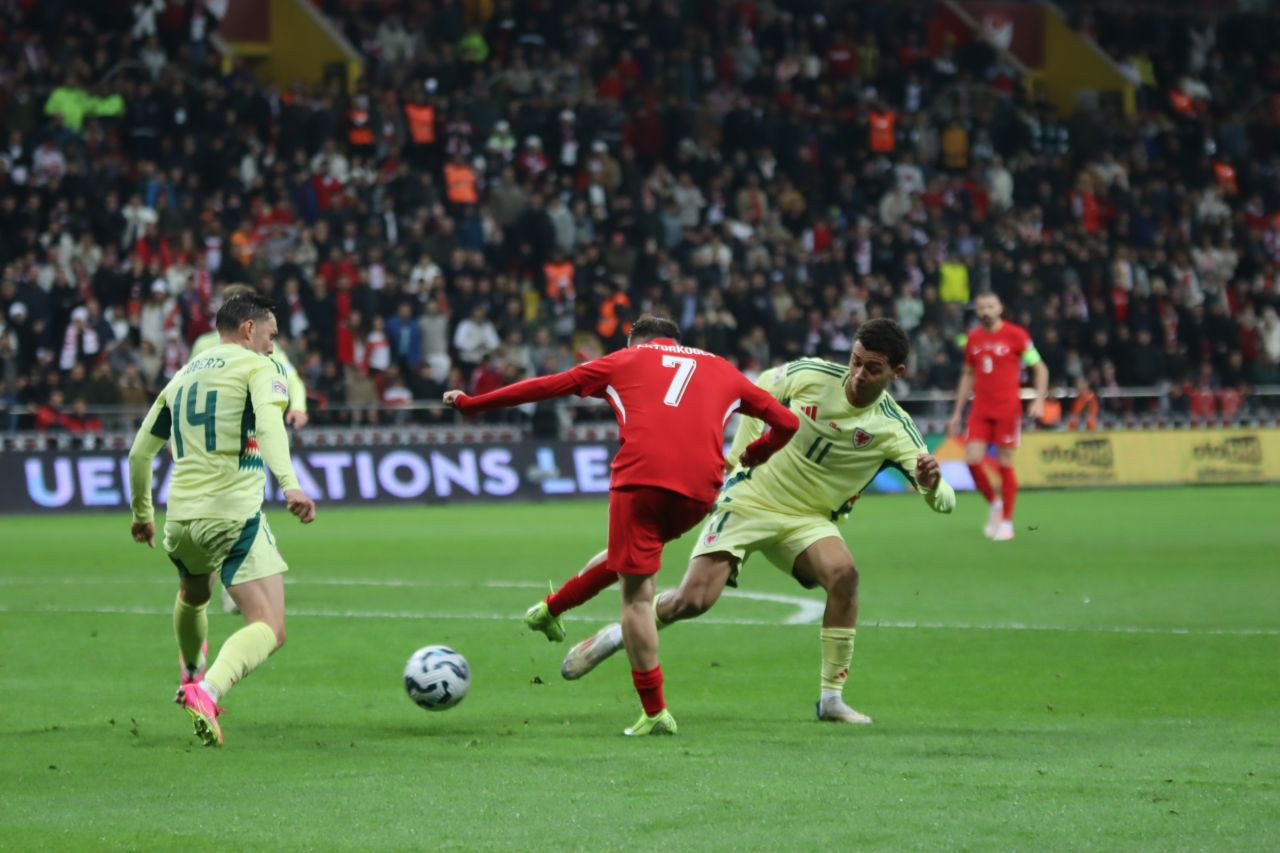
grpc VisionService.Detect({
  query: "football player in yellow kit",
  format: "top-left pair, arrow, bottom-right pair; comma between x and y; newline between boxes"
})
128,294 -> 316,746
552,320 -> 954,724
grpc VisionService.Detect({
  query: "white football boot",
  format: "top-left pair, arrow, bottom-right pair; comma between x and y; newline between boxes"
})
816,695 -> 873,724
983,499 -> 1004,539
561,623 -> 623,680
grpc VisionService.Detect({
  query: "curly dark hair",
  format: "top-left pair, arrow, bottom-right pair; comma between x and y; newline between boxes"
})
856,318 -> 910,367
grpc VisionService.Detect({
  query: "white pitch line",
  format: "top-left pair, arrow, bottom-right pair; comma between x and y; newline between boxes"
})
0,575 -> 828,626
0,603 -> 796,628
0,603 -> 1276,636
0,577 -> 538,588
716,588 -> 826,625
863,619 -> 1280,637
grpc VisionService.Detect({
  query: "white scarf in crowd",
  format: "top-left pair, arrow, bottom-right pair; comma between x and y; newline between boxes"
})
60,324 -> 100,371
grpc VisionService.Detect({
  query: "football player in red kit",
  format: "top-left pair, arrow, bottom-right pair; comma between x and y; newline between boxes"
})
946,292 -> 1049,541
443,315 -> 799,735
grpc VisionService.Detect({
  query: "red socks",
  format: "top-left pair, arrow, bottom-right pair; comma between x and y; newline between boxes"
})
632,665 -> 665,716
998,465 -> 1018,520
968,463 -> 996,502
970,461 -> 1018,521
546,562 -> 619,617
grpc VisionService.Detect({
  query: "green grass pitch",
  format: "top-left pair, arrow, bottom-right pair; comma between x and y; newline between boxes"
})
1,487 -> 1277,850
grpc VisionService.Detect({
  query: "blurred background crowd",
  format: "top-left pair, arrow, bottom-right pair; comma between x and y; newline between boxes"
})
2,0 -> 1280,433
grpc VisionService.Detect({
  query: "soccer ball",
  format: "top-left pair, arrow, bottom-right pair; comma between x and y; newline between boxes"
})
403,645 -> 470,711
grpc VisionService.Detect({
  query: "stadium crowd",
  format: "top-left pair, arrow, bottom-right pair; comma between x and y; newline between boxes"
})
2,0 -> 1280,432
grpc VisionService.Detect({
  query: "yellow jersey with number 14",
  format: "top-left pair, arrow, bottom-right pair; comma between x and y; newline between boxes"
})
726,358 -> 955,520
131,343 -> 298,522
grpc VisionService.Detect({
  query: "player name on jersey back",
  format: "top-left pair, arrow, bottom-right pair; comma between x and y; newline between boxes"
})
566,339 -> 788,504
155,344 -> 291,521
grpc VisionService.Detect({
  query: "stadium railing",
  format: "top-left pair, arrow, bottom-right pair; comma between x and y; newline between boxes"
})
4,386 -> 1278,451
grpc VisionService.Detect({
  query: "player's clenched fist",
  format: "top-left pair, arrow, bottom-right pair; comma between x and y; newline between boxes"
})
915,453 -> 941,491
285,488 -> 317,524
131,520 -> 156,548
442,390 -> 466,408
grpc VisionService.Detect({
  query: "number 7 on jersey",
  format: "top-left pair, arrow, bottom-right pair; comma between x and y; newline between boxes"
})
661,355 -> 696,407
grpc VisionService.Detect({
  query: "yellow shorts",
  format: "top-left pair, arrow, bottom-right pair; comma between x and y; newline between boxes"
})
687,497 -> 840,588
163,512 -> 288,588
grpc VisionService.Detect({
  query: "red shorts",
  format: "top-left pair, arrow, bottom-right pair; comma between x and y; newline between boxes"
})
966,410 -> 1022,448
607,486 -> 713,576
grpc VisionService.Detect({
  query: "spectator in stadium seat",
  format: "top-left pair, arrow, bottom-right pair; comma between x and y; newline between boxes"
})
1189,365 -> 1219,420
381,367 -> 412,423
365,315 -> 391,374
409,361 -> 446,409
84,362 -> 121,407
938,255 -> 970,304
1258,307 -> 1280,383
386,303 -> 423,372
1067,377 -> 1100,431
116,365 -> 149,408
1,0 -> 1277,437
1128,329 -> 1166,387
469,351 -> 505,399
454,304 -> 500,377
34,390 -> 68,432
344,364 -> 379,425
62,398 -> 102,434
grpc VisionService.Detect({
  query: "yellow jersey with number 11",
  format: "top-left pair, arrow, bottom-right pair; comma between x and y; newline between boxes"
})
726,359 -> 955,520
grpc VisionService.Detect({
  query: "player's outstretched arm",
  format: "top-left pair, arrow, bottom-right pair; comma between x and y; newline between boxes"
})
736,382 -> 800,467
444,371 -> 582,414
947,364 -> 974,436
726,365 -> 794,468
127,393 -> 171,546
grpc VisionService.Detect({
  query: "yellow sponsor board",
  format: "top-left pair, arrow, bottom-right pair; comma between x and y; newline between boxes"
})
1018,430 -> 1280,488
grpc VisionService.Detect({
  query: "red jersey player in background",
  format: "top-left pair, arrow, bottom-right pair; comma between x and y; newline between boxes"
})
443,315 -> 799,735
946,292 -> 1049,541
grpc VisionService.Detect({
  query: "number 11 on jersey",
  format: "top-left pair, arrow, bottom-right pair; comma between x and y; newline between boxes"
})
661,355 -> 696,407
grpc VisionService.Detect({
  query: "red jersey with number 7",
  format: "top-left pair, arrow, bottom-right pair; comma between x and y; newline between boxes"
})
565,339 -> 795,502
453,338 -> 798,504
964,321 -> 1034,415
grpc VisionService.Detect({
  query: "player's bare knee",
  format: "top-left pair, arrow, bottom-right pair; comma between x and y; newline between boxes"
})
180,579 -> 212,607
272,623 -> 287,649
182,588 -> 212,607
667,588 -> 712,619
668,555 -> 732,619
825,563 -> 859,602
